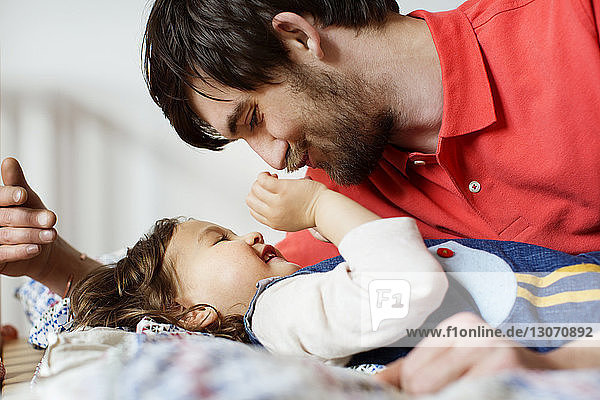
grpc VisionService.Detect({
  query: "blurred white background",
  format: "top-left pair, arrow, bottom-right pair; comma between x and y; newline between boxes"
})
0,0 -> 464,336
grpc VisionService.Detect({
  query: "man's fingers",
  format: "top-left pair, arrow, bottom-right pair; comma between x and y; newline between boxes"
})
1,158 -> 45,209
0,244 -> 41,268
403,339 -> 453,373
374,358 -> 404,388
0,227 -> 56,245
403,347 -> 479,394
0,207 -> 57,228
399,313 -> 484,381
397,313 -> 498,394
1,158 -> 33,191
463,346 -> 534,379
394,345 -> 451,393
0,186 -> 27,206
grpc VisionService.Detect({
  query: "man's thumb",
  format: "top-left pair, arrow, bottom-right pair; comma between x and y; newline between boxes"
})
373,358 -> 404,389
1,158 -> 45,208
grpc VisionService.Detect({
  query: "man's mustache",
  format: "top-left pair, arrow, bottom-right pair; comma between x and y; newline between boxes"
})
285,140 -> 308,172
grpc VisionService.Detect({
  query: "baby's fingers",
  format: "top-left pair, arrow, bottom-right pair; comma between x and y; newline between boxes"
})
256,172 -> 280,193
248,208 -> 270,227
250,179 -> 278,203
246,193 -> 271,217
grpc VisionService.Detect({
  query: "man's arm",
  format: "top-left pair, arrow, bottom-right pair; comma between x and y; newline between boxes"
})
543,330 -> 600,368
0,158 -> 99,294
375,313 -> 600,394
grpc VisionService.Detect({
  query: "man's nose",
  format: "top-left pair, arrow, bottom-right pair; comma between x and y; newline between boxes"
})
241,231 -> 264,246
244,135 -> 288,170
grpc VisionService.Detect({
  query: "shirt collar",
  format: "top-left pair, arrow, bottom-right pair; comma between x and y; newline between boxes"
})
409,9 -> 496,139
377,9 -> 497,177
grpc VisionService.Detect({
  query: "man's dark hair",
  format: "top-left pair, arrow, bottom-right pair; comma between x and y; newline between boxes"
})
143,0 -> 399,151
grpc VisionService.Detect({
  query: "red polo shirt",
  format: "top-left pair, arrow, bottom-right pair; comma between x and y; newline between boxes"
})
277,0 -> 600,266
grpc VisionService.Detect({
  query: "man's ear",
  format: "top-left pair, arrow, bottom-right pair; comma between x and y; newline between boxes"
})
178,305 -> 218,329
272,12 -> 324,61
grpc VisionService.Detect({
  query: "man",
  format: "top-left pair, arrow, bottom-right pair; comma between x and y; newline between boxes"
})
142,0 -> 600,265
1,0 -> 599,393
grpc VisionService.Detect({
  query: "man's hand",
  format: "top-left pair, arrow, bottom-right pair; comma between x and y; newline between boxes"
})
0,158 -> 58,279
246,172 -> 327,232
375,313 -> 556,394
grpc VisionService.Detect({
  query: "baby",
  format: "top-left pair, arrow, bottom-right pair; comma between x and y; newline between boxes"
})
70,173 -> 600,366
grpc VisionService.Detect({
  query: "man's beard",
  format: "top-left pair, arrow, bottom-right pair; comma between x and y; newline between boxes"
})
284,65 -> 394,186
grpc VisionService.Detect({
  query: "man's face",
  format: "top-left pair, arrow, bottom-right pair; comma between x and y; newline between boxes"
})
187,65 -> 394,186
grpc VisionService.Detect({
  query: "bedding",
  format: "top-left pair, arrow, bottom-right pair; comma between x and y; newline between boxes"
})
15,279 -> 62,326
7,329 -> 600,400
11,264 -> 600,400
31,330 -> 403,400
14,248 -> 126,326
27,295 -> 210,349
29,298 -> 72,348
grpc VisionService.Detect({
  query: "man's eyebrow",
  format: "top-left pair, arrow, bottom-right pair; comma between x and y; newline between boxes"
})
226,99 -> 251,137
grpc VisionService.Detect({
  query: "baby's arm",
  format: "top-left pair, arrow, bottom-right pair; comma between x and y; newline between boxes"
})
246,172 -> 378,246
250,217 -> 448,363
247,173 -> 448,363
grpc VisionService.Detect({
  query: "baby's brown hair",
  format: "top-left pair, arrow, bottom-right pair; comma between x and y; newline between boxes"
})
69,217 -> 249,342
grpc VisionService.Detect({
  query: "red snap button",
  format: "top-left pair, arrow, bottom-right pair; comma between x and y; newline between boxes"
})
436,248 -> 454,258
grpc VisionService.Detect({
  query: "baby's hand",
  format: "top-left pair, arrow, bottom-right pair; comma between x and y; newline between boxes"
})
246,172 -> 327,232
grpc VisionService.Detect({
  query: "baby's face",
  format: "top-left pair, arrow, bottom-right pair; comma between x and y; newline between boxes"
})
166,220 -> 301,315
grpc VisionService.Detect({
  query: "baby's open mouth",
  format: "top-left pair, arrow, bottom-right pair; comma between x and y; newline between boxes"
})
261,245 -> 279,263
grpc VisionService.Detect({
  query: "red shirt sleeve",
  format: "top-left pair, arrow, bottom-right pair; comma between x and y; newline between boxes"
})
576,0 -> 600,40
276,230 -> 341,267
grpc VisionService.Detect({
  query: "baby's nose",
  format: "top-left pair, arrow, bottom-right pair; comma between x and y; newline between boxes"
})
242,231 -> 264,245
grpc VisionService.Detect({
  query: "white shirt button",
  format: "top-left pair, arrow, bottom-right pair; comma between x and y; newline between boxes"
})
413,160 -> 426,166
468,180 -> 481,193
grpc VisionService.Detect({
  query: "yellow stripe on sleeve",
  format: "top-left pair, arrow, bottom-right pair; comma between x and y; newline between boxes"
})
515,264 -> 600,288
517,286 -> 600,307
